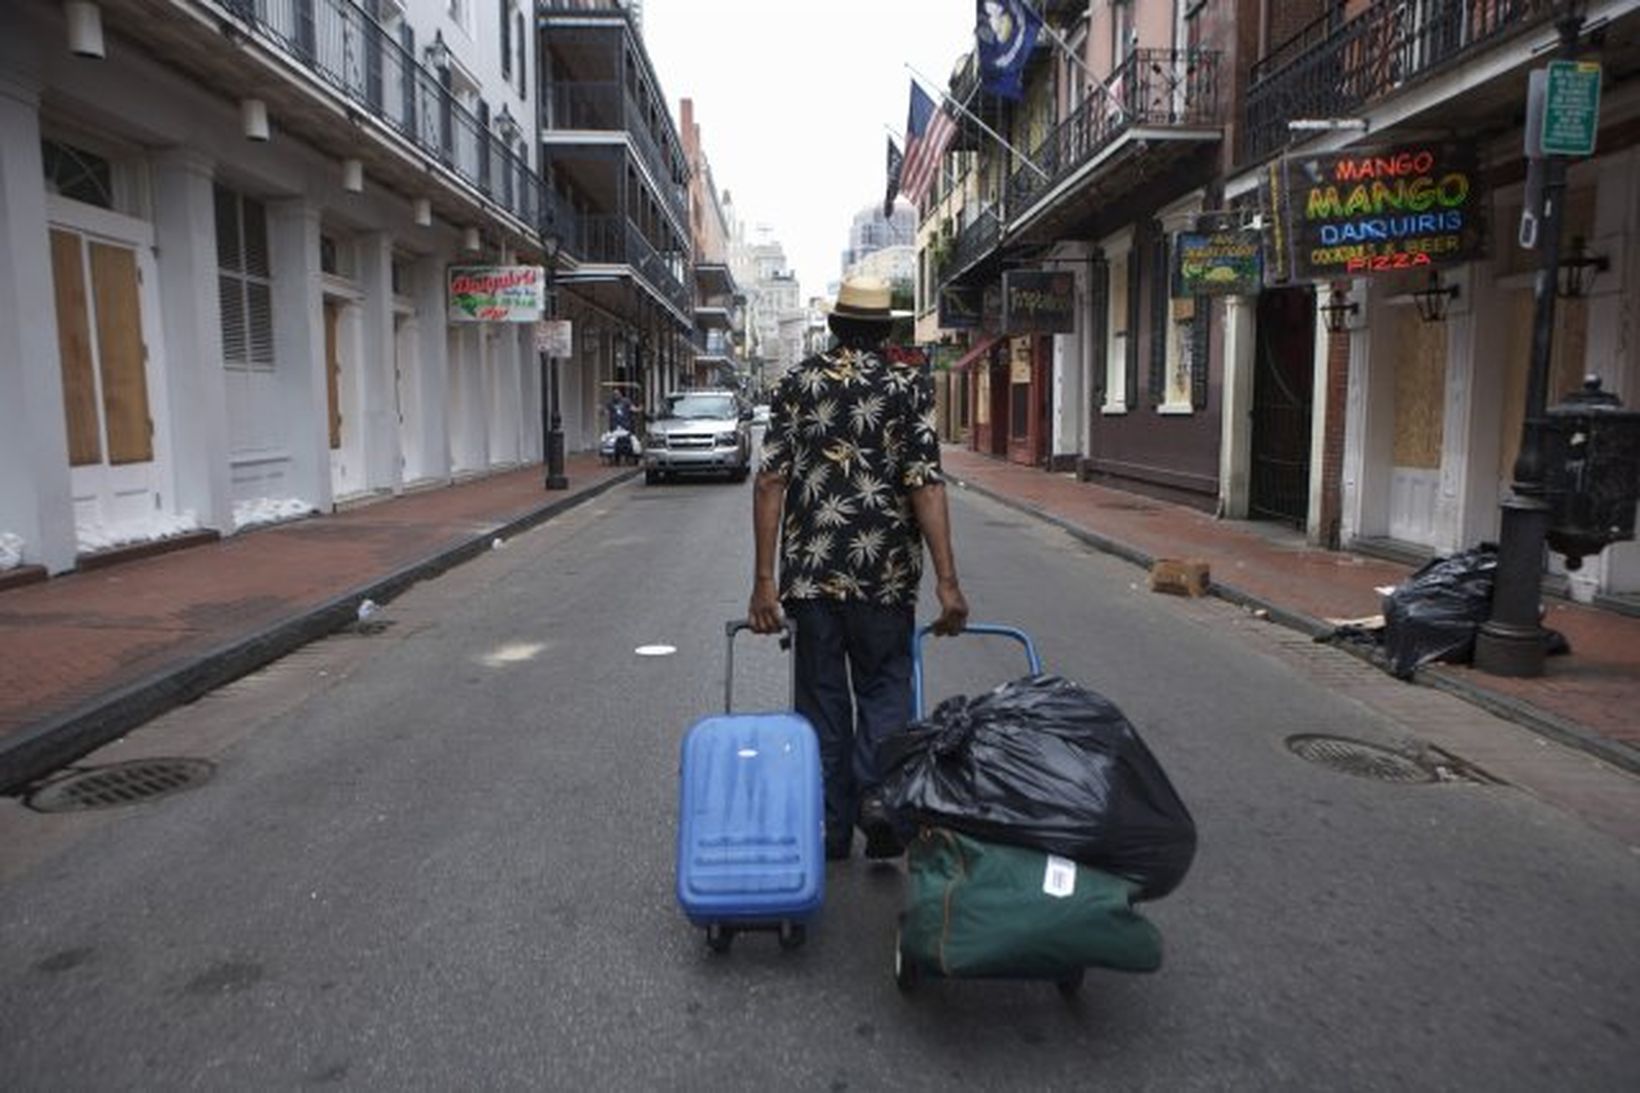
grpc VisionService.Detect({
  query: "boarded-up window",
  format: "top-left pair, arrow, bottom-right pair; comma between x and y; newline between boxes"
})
89,243 -> 153,464
216,185 -> 275,371
51,229 -> 101,465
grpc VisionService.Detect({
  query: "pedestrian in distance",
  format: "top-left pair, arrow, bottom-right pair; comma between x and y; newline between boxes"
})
747,274 -> 968,862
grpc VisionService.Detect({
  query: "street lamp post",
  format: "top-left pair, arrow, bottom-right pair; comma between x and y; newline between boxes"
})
1473,8 -> 1585,677
542,232 -> 568,490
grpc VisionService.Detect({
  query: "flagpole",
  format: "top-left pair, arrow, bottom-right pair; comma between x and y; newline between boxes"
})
1020,0 -> 1126,119
905,64 -> 1049,181
884,122 -> 962,201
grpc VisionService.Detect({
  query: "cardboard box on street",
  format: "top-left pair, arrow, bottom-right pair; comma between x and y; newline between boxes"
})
1149,558 -> 1211,597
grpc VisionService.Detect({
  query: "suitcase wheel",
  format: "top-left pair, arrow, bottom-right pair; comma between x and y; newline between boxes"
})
1056,968 -> 1085,998
893,924 -> 920,993
777,921 -> 806,951
705,924 -> 734,954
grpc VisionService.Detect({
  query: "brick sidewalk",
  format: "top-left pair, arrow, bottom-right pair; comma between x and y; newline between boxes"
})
939,447 -> 1640,773
0,457 -> 635,789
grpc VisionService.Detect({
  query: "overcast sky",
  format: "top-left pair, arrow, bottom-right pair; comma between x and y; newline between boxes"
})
640,1 -> 977,301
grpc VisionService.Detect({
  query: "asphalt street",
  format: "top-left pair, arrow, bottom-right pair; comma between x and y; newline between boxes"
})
1,459 -> 1637,1091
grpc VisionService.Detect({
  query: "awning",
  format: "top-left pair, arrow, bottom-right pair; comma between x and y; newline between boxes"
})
948,335 -> 1000,373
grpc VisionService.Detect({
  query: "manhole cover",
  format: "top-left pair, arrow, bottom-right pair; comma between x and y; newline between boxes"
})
1284,735 -> 1437,783
26,758 -> 216,813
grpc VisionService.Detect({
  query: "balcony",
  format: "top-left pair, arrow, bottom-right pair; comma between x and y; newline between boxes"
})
542,80 -> 689,228
1005,48 -> 1221,230
1243,0 -> 1558,164
212,0 -> 541,231
570,214 -> 692,319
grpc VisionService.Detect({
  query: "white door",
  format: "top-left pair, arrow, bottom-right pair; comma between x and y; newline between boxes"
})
48,214 -> 172,550
325,298 -> 367,500
394,314 -> 424,483
1387,307 -> 1447,546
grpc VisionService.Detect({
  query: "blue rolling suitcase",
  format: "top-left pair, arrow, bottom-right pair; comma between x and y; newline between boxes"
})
676,620 -> 824,953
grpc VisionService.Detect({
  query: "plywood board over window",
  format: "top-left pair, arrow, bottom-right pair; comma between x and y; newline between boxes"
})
1392,309 -> 1446,469
50,229 -> 101,466
89,242 -> 152,465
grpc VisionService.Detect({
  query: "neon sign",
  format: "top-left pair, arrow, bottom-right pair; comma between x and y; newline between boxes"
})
1263,145 -> 1487,281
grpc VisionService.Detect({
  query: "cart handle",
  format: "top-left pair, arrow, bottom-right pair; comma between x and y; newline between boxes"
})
912,623 -> 1042,719
724,618 -> 796,713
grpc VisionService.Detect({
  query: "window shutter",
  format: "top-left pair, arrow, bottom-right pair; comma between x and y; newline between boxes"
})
242,197 -> 270,278
246,281 -> 274,367
516,13 -> 527,97
213,185 -> 240,270
1124,247 -> 1139,407
1149,229 -> 1168,404
1191,296 -> 1211,410
501,3 -> 512,80
363,0 -> 383,112
218,275 -> 246,365
1089,252 -> 1108,407
478,100 -> 492,191
401,24 -> 417,133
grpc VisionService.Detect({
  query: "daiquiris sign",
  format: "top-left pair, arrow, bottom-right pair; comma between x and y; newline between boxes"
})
1264,144 -> 1487,282
448,266 -> 545,322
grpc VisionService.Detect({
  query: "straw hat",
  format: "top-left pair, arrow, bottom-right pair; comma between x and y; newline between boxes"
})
830,275 -> 897,323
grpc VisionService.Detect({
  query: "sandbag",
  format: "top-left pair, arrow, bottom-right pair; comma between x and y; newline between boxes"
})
878,674 -> 1195,901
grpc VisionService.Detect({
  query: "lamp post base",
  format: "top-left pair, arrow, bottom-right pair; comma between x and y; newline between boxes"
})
545,431 -> 567,490
1473,495 -> 1551,678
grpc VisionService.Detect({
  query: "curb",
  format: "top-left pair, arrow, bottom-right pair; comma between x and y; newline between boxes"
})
0,470 -> 639,794
947,473 -> 1640,780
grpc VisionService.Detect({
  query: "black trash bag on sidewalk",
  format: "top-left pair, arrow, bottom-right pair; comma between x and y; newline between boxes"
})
1381,545 -> 1498,679
877,674 -> 1196,901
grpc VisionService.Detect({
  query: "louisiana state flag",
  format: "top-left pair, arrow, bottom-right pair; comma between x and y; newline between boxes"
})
975,0 -> 1042,101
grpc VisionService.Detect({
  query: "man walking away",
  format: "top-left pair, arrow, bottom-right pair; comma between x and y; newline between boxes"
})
747,275 -> 968,861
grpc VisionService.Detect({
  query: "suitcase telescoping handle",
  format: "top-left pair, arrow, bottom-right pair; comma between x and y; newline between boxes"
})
911,622 -> 1042,719
724,618 -> 797,714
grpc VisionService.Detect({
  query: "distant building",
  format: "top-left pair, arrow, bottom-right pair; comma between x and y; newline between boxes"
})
842,200 -> 916,277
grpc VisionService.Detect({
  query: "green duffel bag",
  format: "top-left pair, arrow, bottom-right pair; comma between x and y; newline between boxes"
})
900,827 -> 1163,980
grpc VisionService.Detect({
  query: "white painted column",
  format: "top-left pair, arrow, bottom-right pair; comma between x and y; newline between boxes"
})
0,74 -> 74,572
1344,281 -> 1391,543
152,149 -> 233,534
1306,286 -> 1333,544
414,253 -> 452,481
357,233 -> 398,491
1584,147 -> 1640,592
267,199 -> 330,511
1218,294 -> 1256,518
1434,265 -> 1476,555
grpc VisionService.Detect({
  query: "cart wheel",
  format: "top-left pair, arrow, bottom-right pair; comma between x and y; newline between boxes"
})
893,926 -> 919,993
706,924 -> 733,954
777,921 -> 806,950
1056,968 -> 1085,998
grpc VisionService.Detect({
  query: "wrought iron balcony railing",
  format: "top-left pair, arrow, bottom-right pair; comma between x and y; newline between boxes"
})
1006,48 -> 1221,220
544,80 -> 689,226
1243,0 -> 1558,163
576,215 -> 692,317
222,0 -> 541,231
692,330 -> 735,358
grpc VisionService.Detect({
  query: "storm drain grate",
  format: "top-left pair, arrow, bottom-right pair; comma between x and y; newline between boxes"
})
25,758 -> 216,813
1285,735 -> 1438,784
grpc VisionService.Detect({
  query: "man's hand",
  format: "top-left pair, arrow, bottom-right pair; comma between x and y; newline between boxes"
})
748,576 -> 784,634
931,577 -> 969,636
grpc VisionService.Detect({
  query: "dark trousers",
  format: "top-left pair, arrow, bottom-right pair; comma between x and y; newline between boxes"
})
787,600 -> 914,851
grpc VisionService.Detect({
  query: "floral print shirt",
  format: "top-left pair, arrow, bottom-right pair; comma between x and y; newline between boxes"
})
759,345 -> 943,607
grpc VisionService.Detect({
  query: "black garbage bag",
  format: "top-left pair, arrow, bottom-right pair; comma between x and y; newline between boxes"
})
1381,545 -> 1498,679
877,675 -> 1196,901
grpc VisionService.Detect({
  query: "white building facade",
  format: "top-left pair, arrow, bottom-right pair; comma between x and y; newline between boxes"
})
2,0 -> 549,576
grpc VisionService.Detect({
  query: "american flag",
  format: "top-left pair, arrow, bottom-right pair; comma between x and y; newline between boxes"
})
900,82 -> 956,208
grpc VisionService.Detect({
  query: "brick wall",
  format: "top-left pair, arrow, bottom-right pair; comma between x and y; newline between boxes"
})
1317,291 -> 1351,550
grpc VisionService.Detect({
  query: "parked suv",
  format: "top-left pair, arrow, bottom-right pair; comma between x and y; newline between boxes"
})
643,389 -> 751,484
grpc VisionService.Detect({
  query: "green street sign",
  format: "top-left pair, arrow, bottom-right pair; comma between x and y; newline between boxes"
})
1541,60 -> 1601,157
